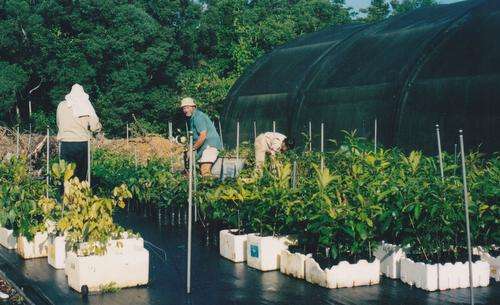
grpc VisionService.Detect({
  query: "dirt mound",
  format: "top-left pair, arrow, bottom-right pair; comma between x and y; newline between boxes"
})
95,135 -> 185,167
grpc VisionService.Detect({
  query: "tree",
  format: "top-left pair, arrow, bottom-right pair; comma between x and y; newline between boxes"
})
361,0 -> 390,23
390,0 -> 437,15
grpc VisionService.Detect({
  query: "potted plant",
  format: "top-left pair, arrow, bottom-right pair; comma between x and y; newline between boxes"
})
398,152 -> 491,291
57,178 -> 148,293
245,162 -> 297,271
304,143 -> 384,288
0,158 -> 23,249
208,176 -> 257,263
2,158 -> 50,259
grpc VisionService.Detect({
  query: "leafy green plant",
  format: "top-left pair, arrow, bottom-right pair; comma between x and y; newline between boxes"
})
54,177 -> 133,256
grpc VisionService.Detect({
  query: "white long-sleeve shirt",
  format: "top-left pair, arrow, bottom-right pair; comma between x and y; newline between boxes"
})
261,132 -> 287,155
56,101 -> 101,142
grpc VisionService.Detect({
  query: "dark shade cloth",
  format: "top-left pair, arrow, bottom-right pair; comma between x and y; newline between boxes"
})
222,0 -> 500,154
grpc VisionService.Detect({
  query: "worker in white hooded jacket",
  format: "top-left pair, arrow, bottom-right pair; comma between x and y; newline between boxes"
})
56,84 -> 101,181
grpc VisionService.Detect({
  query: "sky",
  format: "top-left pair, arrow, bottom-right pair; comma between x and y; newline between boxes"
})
345,0 -> 465,12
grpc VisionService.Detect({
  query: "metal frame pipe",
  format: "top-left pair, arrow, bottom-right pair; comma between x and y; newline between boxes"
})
459,130 -> 474,305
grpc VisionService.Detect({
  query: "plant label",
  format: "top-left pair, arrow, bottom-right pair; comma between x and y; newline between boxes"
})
250,245 -> 259,258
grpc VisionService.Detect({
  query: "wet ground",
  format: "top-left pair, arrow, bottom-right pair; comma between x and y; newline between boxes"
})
0,213 -> 498,305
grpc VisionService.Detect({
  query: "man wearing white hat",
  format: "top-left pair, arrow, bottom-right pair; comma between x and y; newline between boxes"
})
56,84 -> 101,181
181,97 -> 222,177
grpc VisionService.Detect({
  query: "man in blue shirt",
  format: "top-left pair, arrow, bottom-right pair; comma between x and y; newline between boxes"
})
181,97 -> 222,176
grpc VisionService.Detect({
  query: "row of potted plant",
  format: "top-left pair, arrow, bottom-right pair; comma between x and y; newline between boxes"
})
0,157 -> 149,293
199,132 -> 498,291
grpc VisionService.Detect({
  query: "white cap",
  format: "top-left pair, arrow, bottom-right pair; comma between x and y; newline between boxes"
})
180,97 -> 196,108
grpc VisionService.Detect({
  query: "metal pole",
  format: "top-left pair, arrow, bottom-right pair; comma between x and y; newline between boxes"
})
134,147 -> 138,169
187,131 -> 193,294
16,126 -> 20,157
454,143 -> 458,176
459,130 -> 474,305
253,121 -> 257,141
292,160 -> 297,189
236,121 -> 240,176
308,121 -> 312,152
436,124 -> 444,181
321,123 -> 324,172
28,100 -> 32,172
218,119 -> 224,149
193,147 -> 197,222
87,140 -> 91,186
46,126 -> 50,198
374,118 -> 377,153
126,124 -> 129,147
273,121 -> 276,133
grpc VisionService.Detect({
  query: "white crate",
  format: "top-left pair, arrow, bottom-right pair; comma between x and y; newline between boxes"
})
246,234 -> 292,271
400,257 -> 490,291
305,257 -> 380,288
16,232 -> 48,259
0,227 -> 17,249
280,249 -> 311,279
66,246 -> 149,293
219,229 -> 248,263
373,241 -> 405,279
48,235 -> 66,269
475,246 -> 500,281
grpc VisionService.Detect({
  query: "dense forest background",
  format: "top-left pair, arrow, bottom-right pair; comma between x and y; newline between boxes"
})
0,0 -> 435,136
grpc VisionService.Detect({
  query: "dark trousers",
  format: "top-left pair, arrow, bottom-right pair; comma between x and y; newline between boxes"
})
60,141 -> 88,182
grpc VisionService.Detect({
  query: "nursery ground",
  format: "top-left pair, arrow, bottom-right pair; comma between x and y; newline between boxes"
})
0,212 -> 498,305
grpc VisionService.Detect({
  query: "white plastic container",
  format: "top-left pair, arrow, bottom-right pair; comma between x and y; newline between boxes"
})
16,232 -> 48,259
48,235 -> 66,269
305,257 -> 380,288
400,257 -> 490,291
65,241 -> 149,293
373,242 -> 405,279
219,229 -> 248,263
246,234 -> 293,271
280,249 -> 311,279
0,227 -> 17,249
475,247 -> 500,281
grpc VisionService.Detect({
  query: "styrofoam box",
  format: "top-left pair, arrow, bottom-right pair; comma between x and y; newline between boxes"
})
476,247 -> 500,281
16,232 -> 48,259
66,247 -> 149,292
373,241 -> 405,279
219,229 -> 248,262
280,250 -> 311,279
0,227 -> 17,249
76,237 -> 144,256
305,257 -> 380,288
400,257 -> 490,291
48,235 -> 66,269
246,234 -> 293,271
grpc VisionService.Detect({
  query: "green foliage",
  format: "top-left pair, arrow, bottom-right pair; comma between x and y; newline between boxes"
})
0,157 -> 47,240
56,178 -> 132,256
199,132 -> 499,264
1,0 -> 353,134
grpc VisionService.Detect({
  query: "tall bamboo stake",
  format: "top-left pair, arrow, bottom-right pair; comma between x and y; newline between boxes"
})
374,118 -> 377,153
273,121 -> 276,133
